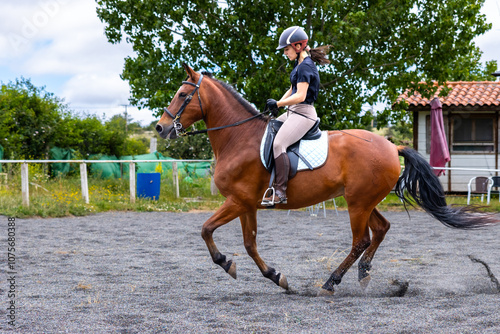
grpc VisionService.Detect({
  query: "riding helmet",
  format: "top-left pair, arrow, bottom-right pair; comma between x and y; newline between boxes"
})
277,26 -> 308,52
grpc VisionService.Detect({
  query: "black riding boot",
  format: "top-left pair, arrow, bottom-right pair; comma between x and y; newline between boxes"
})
262,153 -> 290,205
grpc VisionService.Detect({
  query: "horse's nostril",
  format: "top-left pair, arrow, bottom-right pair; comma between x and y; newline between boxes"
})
155,124 -> 163,133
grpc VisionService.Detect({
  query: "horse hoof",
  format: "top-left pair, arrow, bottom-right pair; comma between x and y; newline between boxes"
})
226,261 -> 237,279
359,275 -> 371,290
278,273 -> 289,290
317,287 -> 334,297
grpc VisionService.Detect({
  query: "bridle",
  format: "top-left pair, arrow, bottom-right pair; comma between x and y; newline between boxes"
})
163,74 -> 205,137
163,73 -> 264,137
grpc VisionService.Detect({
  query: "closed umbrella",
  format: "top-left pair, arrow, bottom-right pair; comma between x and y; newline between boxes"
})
430,97 -> 450,176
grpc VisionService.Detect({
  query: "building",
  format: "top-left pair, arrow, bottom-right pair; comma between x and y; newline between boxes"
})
397,81 -> 500,192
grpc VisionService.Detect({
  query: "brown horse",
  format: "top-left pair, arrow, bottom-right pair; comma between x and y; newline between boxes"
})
156,64 -> 496,293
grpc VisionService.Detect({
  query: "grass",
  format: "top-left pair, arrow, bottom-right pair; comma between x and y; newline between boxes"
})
1,169 -> 500,218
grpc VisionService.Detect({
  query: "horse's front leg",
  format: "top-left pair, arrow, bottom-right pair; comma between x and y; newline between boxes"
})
201,198 -> 247,279
240,210 -> 289,290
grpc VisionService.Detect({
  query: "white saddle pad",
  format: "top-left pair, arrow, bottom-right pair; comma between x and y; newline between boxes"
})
260,128 -> 329,171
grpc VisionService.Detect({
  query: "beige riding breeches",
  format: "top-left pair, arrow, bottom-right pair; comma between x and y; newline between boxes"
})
273,104 -> 318,157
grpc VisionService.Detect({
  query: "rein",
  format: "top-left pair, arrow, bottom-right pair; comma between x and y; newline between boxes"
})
163,74 -> 265,137
338,130 -> 373,142
183,113 -> 264,136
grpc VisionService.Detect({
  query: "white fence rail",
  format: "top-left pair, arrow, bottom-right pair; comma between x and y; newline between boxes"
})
0,159 -> 213,207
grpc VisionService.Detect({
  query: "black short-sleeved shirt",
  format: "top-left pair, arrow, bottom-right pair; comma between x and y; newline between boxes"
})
290,56 -> 320,105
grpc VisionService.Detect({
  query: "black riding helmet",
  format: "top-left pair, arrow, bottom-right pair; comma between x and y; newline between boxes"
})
277,26 -> 308,52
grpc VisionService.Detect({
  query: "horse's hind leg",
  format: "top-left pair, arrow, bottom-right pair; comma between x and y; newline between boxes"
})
358,208 -> 391,289
201,198 -> 247,279
240,210 -> 288,290
322,207 -> 372,293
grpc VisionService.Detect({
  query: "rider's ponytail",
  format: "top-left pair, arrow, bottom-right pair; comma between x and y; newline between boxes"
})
307,45 -> 331,65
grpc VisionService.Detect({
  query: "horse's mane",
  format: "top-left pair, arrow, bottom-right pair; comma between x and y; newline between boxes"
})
201,71 -> 262,117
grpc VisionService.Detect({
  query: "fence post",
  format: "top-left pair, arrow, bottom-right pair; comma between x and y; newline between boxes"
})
210,177 -> 218,196
21,163 -> 29,207
172,161 -> 179,198
129,162 -> 136,203
150,137 -> 157,153
80,163 -> 89,204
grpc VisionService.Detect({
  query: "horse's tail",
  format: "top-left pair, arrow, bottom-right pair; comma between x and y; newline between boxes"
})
395,146 -> 497,229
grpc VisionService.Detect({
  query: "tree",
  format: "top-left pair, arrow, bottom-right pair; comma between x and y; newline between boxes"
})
159,133 -> 213,160
96,0 -> 492,130
104,115 -> 149,156
447,50 -> 498,82
0,78 -> 149,160
0,78 -> 66,159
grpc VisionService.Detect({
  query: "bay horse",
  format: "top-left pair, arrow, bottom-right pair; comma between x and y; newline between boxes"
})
156,64 -> 496,294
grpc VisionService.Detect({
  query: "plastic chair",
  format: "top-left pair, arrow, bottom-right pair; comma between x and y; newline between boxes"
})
487,176 -> 500,204
467,176 -> 492,205
288,198 -> 338,218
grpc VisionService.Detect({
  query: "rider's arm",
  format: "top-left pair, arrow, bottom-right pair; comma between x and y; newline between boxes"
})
277,82 -> 309,107
279,86 -> 293,102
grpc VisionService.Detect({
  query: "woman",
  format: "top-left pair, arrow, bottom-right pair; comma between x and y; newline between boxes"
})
262,26 -> 330,206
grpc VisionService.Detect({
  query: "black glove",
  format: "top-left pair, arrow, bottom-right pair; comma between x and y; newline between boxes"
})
266,99 -> 279,117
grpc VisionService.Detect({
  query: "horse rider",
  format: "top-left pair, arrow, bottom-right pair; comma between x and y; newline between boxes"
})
262,26 -> 330,206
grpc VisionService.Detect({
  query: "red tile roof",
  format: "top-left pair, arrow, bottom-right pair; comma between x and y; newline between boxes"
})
397,81 -> 500,108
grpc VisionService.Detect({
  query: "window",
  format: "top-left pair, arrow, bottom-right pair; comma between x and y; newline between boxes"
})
452,116 -> 494,152
426,114 -> 495,153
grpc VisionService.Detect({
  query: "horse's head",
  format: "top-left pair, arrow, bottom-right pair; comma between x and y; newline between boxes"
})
156,64 -> 205,139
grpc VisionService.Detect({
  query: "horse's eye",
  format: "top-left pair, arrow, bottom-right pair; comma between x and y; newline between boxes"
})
179,92 -> 187,98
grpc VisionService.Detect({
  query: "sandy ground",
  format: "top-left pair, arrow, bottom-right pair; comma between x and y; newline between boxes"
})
1,209 -> 499,333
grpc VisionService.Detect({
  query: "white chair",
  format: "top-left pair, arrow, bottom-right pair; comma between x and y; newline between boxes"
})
486,176 -> 500,204
467,176 -> 492,205
288,198 -> 338,218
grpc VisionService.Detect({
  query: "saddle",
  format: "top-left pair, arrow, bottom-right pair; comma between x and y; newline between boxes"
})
260,119 -> 327,179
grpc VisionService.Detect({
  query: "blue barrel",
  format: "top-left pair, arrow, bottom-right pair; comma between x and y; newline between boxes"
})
137,173 -> 161,200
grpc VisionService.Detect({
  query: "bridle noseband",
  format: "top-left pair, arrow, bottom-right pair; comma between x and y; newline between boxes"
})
163,74 -> 204,137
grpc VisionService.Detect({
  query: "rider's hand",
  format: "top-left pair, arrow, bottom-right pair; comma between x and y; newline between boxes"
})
266,99 -> 279,117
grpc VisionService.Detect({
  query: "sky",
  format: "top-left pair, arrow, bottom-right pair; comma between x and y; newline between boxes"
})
1,0 -> 499,126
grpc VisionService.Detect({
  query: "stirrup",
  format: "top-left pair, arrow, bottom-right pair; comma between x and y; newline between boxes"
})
261,187 -> 287,206
261,187 -> 276,206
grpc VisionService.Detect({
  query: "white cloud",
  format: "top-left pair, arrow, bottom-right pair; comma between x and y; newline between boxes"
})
0,0 -> 155,123
476,0 -> 500,66
62,73 -> 129,105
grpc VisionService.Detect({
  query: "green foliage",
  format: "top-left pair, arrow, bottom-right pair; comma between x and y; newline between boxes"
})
372,121 -> 414,146
0,79 -> 150,159
158,132 -> 213,159
0,78 -> 66,159
122,137 -> 149,156
96,0 -> 493,130
448,54 -> 498,81
389,122 -> 414,147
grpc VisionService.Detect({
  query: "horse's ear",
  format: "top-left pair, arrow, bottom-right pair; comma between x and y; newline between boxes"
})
182,63 -> 195,79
